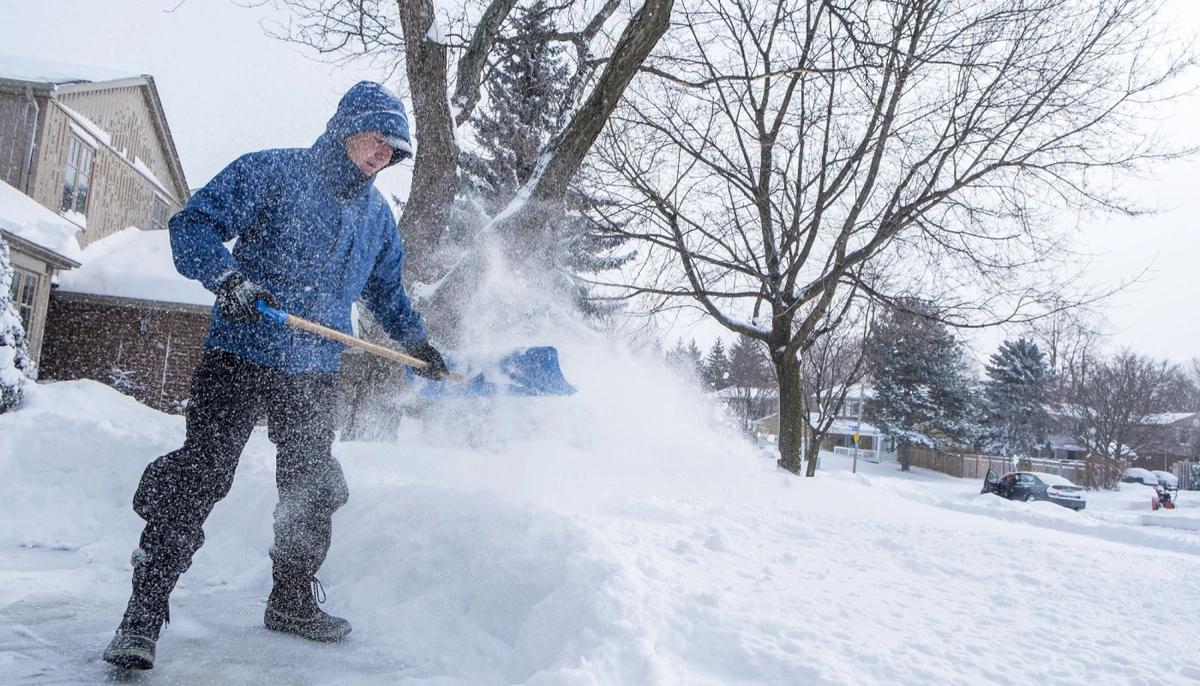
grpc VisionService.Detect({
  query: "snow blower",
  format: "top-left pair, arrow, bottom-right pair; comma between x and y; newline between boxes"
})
256,301 -> 576,397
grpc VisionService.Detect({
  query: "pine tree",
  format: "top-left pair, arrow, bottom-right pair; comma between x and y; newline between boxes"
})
866,300 -> 978,469
725,334 -> 776,430
727,334 -> 772,389
459,0 -> 633,313
665,337 -> 699,380
0,238 -> 34,413
685,339 -> 704,380
703,338 -> 730,390
461,0 -> 569,212
981,338 -> 1053,458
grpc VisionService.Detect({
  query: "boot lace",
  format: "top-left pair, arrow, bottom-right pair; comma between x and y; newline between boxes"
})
312,577 -> 327,605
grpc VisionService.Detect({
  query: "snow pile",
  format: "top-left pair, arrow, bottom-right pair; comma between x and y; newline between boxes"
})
56,225 -> 214,305
0,180 -> 82,260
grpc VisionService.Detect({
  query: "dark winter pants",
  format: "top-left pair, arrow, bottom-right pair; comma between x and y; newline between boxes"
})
128,347 -> 348,618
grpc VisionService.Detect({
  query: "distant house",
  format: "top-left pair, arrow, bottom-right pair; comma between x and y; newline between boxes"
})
0,179 -> 80,370
39,227 -> 212,413
751,386 -> 898,463
1132,412 -> 1200,472
0,55 -> 189,247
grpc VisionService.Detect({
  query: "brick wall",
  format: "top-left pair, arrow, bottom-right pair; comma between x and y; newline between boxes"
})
40,291 -> 210,413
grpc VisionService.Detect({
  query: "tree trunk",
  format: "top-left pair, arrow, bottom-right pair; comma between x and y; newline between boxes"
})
899,442 -> 911,472
397,0 -> 459,285
776,354 -> 804,474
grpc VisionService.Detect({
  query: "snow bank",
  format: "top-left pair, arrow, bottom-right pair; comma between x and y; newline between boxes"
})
56,226 -> 214,306
0,180 -> 81,260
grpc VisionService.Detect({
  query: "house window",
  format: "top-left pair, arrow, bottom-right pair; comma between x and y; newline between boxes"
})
149,195 -> 169,231
60,135 -> 96,215
8,267 -> 38,332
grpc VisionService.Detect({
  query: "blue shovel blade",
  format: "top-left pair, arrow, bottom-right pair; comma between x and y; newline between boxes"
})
406,346 -> 576,398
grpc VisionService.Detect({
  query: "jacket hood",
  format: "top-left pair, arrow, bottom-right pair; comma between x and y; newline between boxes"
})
323,81 -> 413,166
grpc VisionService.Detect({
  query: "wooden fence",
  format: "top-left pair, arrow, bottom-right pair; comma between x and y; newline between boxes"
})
907,446 -> 1117,489
1173,462 -> 1200,490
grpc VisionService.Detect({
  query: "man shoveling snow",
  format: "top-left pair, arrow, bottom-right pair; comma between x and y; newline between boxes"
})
103,81 -> 450,671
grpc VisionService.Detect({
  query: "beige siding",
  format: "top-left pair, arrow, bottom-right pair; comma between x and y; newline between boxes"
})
0,91 -> 39,190
6,245 -> 54,370
28,95 -> 186,247
58,86 -> 186,201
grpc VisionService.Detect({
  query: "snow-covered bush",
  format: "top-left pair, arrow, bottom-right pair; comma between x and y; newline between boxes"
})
0,238 -> 34,413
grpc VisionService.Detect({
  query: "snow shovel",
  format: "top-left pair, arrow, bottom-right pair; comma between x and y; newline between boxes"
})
256,301 -> 576,397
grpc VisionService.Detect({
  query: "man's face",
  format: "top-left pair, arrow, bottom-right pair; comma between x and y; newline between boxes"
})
344,130 -> 395,177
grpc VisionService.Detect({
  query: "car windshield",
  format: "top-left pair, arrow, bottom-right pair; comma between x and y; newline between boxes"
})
1034,473 -> 1078,487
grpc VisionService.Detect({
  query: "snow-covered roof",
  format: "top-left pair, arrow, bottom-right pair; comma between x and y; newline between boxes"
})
0,55 -> 141,86
0,180 -> 82,261
1047,434 -> 1087,452
56,226 -> 214,307
826,417 -> 882,436
1142,412 -> 1197,426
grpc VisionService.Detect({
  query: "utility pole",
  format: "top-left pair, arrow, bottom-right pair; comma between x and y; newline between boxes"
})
852,387 -> 864,474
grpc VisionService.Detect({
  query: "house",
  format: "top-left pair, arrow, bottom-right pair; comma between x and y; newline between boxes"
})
1132,412 -> 1200,472
751,386 -> 898,463
0,179 -> 80,369
0,55 -> 189,247
39,227 -> 213,413
0,56 -> 201,409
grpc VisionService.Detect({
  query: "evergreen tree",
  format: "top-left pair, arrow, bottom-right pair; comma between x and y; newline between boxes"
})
686,339 -> 704,380
865,300 -> 978,470
981,338 -> 1053,458
461,0 -> 569,212
0,238 -> 33,413
459,0 -> 633,313
725,334 -> 776,430
666,337 -> 705,382
727,334 -> 772,389
703,338 -> 730,390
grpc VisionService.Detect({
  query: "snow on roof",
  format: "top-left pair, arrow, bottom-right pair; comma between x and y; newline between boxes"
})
0,180 -> 82,260
1142,412 -> 1197,426
0,55 -> 141,85
826,417 -> 881,436
56,226 -> 214,307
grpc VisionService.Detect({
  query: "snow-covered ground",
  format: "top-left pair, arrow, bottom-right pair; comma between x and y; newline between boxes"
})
3,369 -> 1200,684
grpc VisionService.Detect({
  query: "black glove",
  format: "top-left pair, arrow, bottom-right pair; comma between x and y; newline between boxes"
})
406,339 -> 448,380
216,272 -> 279,323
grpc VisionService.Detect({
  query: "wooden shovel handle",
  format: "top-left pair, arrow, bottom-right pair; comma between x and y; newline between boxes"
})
259,302 -> 467,383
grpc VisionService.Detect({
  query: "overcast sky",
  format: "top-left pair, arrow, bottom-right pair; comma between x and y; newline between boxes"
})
3,0 -> 1199,363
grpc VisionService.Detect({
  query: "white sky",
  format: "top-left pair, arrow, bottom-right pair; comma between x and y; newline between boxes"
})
2,0 -> 1199,363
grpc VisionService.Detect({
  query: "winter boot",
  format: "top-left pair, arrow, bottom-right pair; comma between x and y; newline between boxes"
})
264,573 -> 352,642
103,550 -> 173,670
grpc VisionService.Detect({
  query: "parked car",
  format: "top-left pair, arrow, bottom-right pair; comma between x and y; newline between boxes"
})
1122,467 -> 1160,487
981,470 -> 1088,511
1151,470 -> 1179,490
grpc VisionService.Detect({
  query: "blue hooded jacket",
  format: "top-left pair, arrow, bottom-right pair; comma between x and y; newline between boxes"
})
169,81 -> 426,373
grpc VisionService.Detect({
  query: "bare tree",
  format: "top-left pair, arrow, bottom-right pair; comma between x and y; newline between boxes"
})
798,308 -> 871,475
1021,297 -> 1108,377
1060,349 -> 1182,484
267,0 -> 673,331
593,0 -> 1191,473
